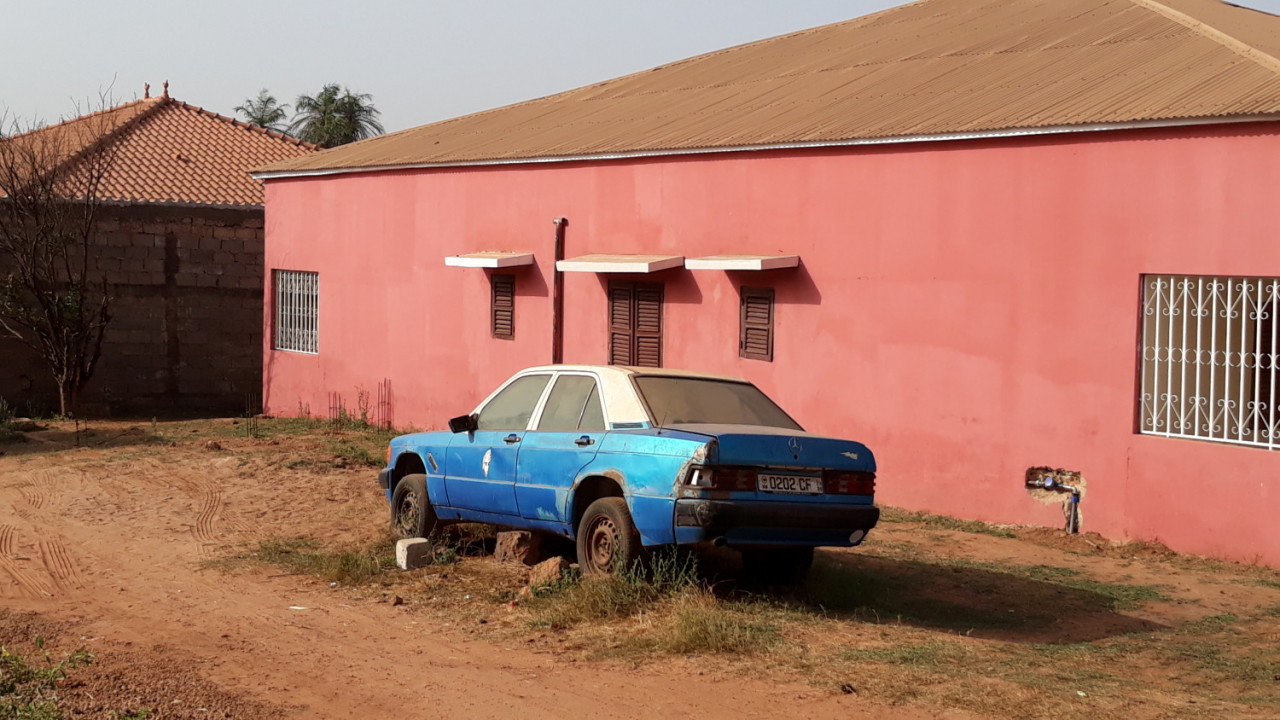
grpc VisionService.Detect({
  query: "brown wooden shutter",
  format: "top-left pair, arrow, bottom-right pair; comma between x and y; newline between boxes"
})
608,282 -> 634,365
740,287 -> 774,361
491,274 -> 515,339
607,281 -> 664,366
634,283 -> 663,368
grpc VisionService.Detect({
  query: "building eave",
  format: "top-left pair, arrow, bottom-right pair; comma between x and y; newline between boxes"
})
251,114 -> 1280,182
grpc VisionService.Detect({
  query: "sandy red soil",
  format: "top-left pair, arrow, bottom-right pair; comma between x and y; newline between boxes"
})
0,422 -> 955,719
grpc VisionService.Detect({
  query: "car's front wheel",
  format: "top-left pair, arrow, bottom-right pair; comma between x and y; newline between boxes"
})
390,473 -> 438,539
576,497 -> 641,576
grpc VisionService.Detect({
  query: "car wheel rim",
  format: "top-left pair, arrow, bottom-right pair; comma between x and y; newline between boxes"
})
587,516 -> 618,573
396,491 -> 421,536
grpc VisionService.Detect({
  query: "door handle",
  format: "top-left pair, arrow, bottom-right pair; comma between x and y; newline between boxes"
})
504,434 -> 520,444
575,435 -> 594,447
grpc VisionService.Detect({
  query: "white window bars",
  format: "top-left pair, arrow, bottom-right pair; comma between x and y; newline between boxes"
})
1140,275 -> 1280,449
273,270 -> 319,354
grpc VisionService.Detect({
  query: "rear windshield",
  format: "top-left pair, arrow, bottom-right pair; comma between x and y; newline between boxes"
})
633,376 -> 802,430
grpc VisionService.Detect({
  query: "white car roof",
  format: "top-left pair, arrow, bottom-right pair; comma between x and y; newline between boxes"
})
520,364 -> 750,383
480,365 -> 753,427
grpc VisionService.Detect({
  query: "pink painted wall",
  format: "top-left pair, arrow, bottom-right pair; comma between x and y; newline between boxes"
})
263,122 -> 1280,566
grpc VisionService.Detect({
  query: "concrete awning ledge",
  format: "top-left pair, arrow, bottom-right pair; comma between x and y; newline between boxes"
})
556,254 -> 684,273
444,252 -> 535,268
684,254 -> 800,271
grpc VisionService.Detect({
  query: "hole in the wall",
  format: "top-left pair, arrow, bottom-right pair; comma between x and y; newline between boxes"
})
1025,466 -> 1086,533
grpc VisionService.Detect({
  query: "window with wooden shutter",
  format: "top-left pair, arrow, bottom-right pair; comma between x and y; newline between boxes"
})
740,287 -> 774,361
609,283 -> 634,365
491,274 -> 515,339
608,281 -> 663,367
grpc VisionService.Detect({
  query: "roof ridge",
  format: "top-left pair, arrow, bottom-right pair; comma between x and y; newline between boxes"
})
1130,0 -> 1280,76
14,96 -> 161,137
166,99 -> 319,150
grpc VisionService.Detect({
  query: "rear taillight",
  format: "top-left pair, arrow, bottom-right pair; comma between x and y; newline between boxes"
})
685,467 -> 757,491
823,470 -> 875,495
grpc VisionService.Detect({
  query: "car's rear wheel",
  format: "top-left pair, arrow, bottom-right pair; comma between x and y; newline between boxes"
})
391,473 -> 438,538
741,547 -> 814,586
576,497 -> 641,576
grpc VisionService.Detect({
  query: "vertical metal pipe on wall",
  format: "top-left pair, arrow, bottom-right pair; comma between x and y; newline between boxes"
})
552,217 -> 568,364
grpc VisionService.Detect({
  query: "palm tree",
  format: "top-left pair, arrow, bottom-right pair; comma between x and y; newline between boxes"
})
288,84 -> 384,149
234,90 -> 289,132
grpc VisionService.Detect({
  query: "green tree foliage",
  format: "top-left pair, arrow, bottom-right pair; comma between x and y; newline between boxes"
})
233,89 -> 289,132
287,84 -> 385,148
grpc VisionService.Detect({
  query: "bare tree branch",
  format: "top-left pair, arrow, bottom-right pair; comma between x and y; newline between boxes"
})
0,95 -> 123,415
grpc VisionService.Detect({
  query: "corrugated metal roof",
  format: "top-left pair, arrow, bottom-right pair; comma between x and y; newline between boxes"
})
5,95 -> 315,207
257,0 -> 1280,177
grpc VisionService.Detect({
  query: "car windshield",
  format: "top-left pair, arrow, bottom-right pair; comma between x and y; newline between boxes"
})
633,376 -> 802,430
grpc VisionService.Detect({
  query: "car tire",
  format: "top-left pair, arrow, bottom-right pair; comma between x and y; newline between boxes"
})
741,547 -> 814,586
576,497 -> 642,576
390,473 -> 438,539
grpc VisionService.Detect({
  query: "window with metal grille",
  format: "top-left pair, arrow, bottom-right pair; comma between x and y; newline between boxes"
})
273,270 -> 318,354
608,282 -> 663,367
740,287 -> 775,361
491,274 -> 515,339
1139,274 -> 1280,449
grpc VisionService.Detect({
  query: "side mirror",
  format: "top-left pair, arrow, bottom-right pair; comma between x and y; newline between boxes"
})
448,414 -> 478,434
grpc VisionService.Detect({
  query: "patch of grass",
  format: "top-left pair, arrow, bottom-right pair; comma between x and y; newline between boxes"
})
1177,642 -> 1280,684
0,639 -> 91,719
880,506 -> 1017,539
327,439 -> 383,468
841,640 -> 970,667
1264,604 -> 1280,617
653,590 -> 780,654
1253,578 -> 1280,591
527,549 -> 699,627
247,536 -> 396,586
1016,565 -> 1168,610
528,574 -> 659,626
0,427 -> 27,445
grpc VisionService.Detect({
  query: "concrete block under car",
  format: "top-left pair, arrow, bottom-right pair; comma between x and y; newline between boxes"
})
396,538 -> 434,570
494,531 -> 543,566
528,556 -> 571,588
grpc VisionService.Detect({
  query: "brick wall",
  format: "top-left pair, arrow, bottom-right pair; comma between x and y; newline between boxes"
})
0,203 -> 263,416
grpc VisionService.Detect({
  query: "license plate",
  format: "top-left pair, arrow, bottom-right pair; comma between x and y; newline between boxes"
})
757,473 -> 823,495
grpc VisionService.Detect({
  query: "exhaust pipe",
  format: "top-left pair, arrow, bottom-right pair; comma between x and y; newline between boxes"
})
711,536 -> 728,548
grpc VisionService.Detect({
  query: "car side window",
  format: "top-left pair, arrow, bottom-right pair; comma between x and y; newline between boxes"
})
537,375 -> 599,432
579,384 -> 605,431
477,375 -> 551,431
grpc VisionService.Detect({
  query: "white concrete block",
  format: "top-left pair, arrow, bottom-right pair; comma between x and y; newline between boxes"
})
396,538 -> 433,570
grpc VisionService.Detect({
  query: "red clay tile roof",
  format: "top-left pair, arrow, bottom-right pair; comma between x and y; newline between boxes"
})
256,0 -> 1280,177
6,95 -> 315,207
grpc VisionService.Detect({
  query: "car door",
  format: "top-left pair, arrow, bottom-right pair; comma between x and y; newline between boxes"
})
445,373 -> 551,517
515,373 -> 607,522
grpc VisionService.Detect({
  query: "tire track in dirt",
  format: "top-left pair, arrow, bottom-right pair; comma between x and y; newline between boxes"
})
15,469 -> 68,511
0,524 -> 13,555
0,526 -> 55,598
18,484 -> 44,509
39,537 -> 84,590
192,482 -> 225,558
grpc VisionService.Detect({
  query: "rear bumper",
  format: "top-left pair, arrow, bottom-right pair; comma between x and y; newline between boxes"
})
674,499 -> 879,546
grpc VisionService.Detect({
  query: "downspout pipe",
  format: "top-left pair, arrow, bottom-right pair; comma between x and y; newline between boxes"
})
552,217 -> 568,364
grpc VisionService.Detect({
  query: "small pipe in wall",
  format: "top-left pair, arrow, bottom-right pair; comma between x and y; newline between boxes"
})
551,217 -> 568,364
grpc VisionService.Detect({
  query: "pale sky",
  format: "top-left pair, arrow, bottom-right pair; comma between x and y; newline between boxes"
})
3,0 -> 910,133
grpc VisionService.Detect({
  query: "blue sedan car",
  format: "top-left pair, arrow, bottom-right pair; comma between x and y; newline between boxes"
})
378,365 -> 879,580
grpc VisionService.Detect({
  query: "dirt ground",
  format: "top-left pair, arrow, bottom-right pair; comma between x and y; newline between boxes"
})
1,418 -> 1278,719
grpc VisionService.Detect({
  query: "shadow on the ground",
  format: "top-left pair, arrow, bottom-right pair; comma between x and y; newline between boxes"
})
699,549 -> 1165,645
0,424 -> 167,457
